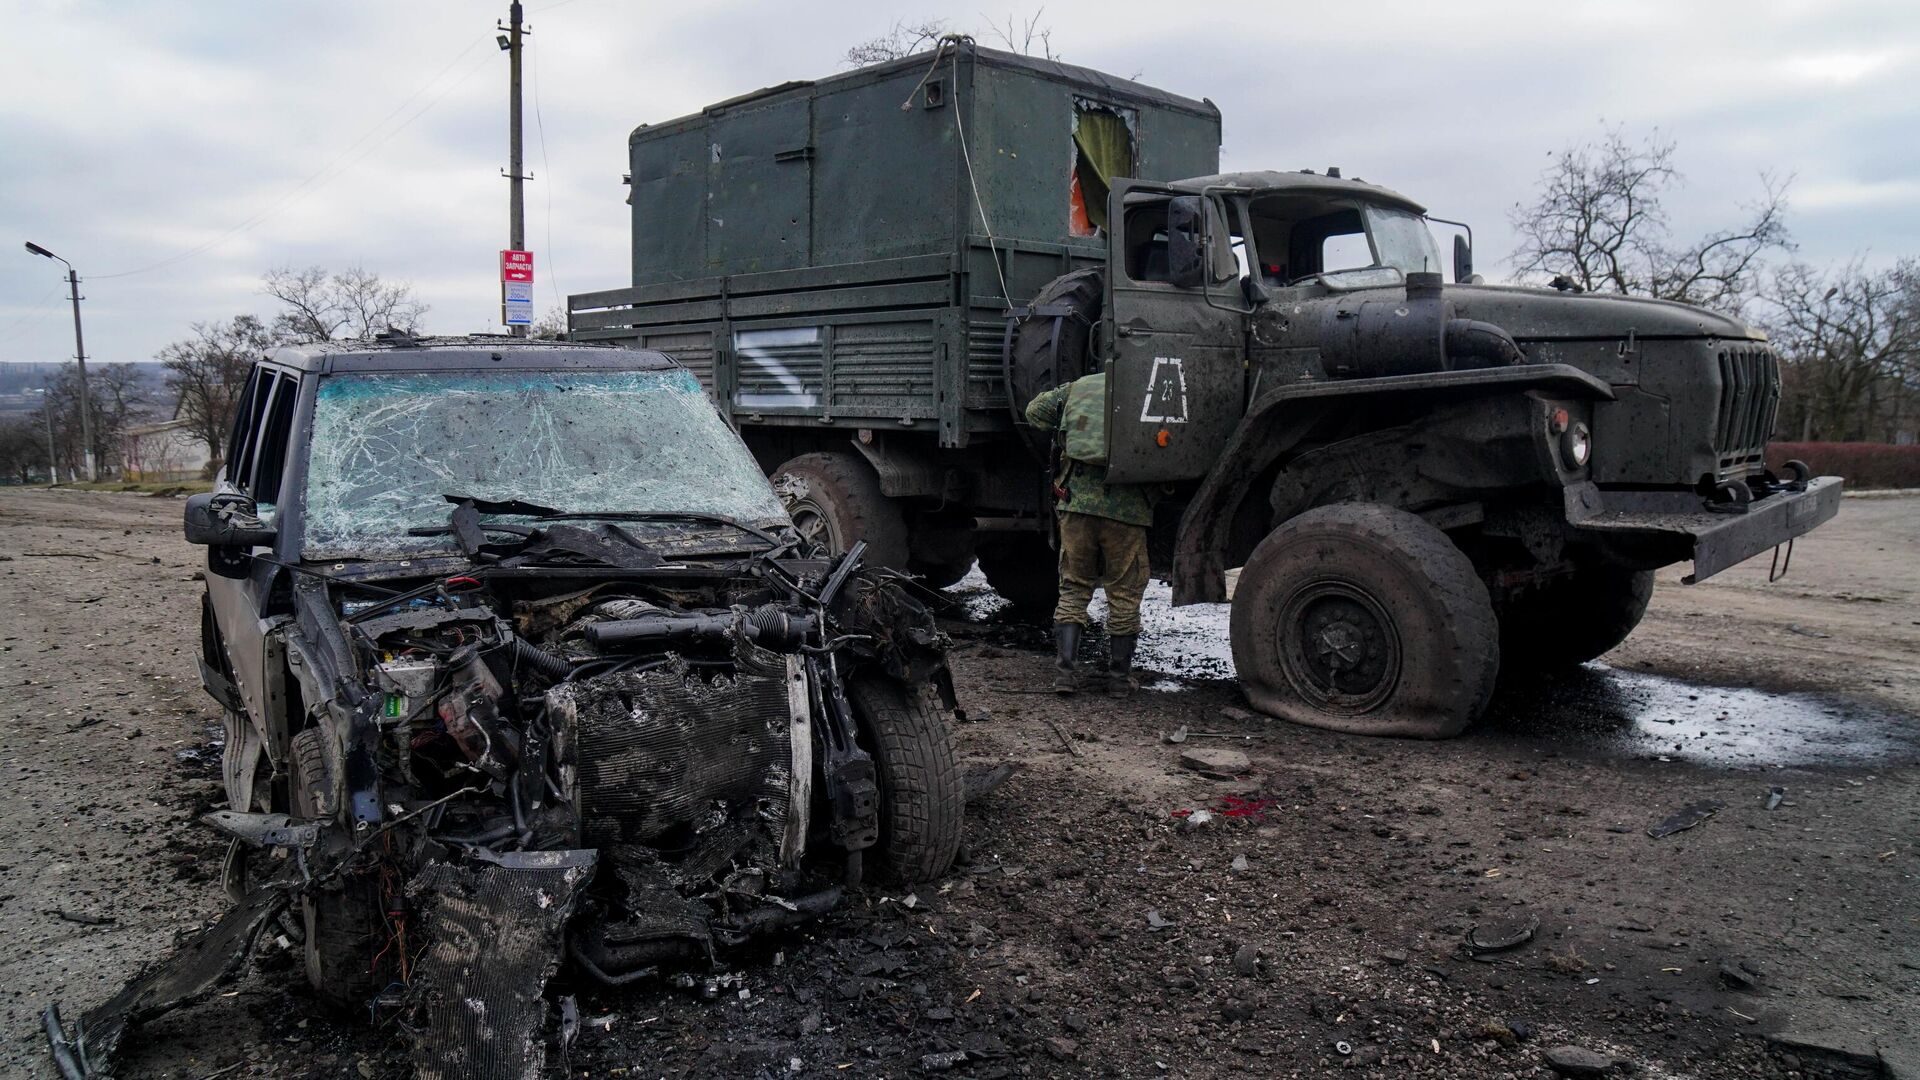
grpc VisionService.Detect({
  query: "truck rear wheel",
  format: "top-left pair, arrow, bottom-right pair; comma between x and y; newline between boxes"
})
1009,268 -> 1103,454
1497,566 -> 1655,668
773,452 -> 911,571
847,678 -> 962,883
1230,504 -> 1499,739
975,534 -> 1060,620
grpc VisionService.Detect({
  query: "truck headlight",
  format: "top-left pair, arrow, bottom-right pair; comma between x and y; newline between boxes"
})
1563,422 -> 1592,467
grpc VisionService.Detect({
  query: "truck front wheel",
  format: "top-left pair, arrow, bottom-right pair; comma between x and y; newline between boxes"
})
1497,565 -> 1655,668
773,452 -> 911,571
1230,504 -> 1499,739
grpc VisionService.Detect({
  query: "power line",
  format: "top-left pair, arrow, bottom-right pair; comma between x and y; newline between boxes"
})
93,31 -> 495,279
0,281 -> 69,341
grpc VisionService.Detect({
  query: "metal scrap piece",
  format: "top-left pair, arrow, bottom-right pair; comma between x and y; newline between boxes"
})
44,885 -> 290,1080
408,851 -> 597,1080
1648,799 -> 1726,838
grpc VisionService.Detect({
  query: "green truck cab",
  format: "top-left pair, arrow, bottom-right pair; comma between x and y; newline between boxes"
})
573,42 -> 1840,738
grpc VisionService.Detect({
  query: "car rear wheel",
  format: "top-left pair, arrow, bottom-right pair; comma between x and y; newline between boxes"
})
290,727 -> 390,1012
847,678 -> 962,883
1230,503 -> 1499,739
1497,565 -> 1655,668
773,451 -> 911,571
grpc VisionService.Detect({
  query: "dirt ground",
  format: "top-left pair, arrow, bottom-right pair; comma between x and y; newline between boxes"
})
0,487 -> 1914,1080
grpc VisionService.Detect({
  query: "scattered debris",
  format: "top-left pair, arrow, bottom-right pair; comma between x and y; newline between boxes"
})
919,1049 -> 970,1072
1544,1045 -> 1616,1077
47,909 -> 114,926
1218,706 -> 1257,723
1380,948 -> 1409,967
1785,624 -> 1831,638
962,763 -> 1018,804
1648,799 -> 1726,838
1047,718 -> 1084,758
1231,944 -> 1260,976
1465,913 -> 1539,955
1178,746 -> 1249,779
1717,960 -> 1758,990
1765,786 -> 1786,811
1229,854 -> 1249,872
1163,725 -> 1189,744
1144,909 -> 1173,931
1334,1039 -> 1353,1056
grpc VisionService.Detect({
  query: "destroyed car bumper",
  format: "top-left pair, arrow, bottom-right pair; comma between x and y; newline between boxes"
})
1564,475 -> 1843,583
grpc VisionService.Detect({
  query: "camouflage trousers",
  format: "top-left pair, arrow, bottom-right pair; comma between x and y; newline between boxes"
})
1052,511 -> 1150,637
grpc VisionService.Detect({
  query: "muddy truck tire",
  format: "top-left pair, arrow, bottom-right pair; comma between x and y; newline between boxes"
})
1498,565 -> 1656,668
1229,503 -> 1499,739
848,678 -> 962,882
290,727 -> 391,1012
774,451 -> 911,571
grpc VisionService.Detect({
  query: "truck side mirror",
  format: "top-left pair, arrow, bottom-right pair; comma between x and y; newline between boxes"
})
185,493 -> 276,578
1166,196 -> 1208,290
1453,234 -> 1474,284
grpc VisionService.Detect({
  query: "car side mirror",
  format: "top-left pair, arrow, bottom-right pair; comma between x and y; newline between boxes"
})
1453,234 -> 1474,284
185,492 -> 276,547
1166,196 -> 1208,290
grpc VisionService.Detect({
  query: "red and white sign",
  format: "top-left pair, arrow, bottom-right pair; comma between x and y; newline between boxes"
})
501,249 -> 534,283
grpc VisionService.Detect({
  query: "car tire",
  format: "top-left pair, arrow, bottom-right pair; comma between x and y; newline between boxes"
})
1497,566 -> 1656,668
1230,503 -> 1499,739
290,727 -> 390,1012
773,451 -> 911,571
975,535 -> 1060,620
847,678 -> 962,883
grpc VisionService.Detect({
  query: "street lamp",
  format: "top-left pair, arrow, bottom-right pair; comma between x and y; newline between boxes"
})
24,241 -> 96,482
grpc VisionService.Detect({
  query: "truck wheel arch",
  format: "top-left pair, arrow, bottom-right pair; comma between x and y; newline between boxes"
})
1171,364 -> 1614,606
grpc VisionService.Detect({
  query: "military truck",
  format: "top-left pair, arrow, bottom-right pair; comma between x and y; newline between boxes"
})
572,42 -> 1841,738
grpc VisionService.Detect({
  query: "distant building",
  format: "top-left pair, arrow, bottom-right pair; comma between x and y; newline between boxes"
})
123,419 -> 209,482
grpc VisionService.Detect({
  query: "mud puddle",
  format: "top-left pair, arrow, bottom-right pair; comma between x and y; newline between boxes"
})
947,568 -> 1915,766
1481,663 -> 1919,768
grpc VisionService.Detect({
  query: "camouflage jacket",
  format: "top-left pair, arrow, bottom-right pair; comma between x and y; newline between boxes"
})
1024,375 -> 1157,527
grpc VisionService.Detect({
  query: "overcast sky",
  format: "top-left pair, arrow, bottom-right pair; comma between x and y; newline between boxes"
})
4,0 -> 1915,366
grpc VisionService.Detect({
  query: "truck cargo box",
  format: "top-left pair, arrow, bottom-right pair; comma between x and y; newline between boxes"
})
570,43 -> 1220,449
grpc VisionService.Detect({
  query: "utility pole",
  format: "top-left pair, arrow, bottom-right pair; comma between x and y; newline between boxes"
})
502,2 -> 528,337
24,242 -> 96,481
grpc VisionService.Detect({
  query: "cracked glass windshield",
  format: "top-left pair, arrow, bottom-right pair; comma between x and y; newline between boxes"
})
302,368 -> 787,558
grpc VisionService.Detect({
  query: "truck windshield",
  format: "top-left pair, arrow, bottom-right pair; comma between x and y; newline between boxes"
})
1364,206 -> 1444,277
301,368 -> 788,559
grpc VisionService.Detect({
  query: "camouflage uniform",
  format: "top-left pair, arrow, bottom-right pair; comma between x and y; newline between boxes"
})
1025,376 -> 1154,689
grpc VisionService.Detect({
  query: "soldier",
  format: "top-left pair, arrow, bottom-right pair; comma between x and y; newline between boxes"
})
1024,371 -> 1155,695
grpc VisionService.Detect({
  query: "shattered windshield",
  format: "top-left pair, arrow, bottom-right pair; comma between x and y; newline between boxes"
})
302,368 -> 787,559
1365,206 -> 1443,276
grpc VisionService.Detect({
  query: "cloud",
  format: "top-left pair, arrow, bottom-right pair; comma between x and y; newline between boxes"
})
3,0 -> 1916,365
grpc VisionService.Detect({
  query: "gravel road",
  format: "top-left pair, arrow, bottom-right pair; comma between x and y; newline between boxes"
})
1,488 -> 1914,1079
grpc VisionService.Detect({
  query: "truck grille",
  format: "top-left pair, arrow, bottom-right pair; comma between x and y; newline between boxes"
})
1715,345 -> 1779,475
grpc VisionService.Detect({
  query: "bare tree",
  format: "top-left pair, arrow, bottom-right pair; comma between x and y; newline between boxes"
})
983,9 -> 1059,60
1761,258 -> 1920,441
843,12 -> 1061,67
845,18 -> 950,66
0,418 -> 49,484
262,265 -> 428,344
529,305 -> 569,341
1509,127 -> 1791,313
161,314 -> 274,469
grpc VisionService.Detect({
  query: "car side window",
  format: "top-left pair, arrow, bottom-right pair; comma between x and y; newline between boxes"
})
250,374 -> 300,516
225,368 -> 270,490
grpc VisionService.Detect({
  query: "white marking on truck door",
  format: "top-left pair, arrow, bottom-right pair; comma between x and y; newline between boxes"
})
1139,356 -> 1189,423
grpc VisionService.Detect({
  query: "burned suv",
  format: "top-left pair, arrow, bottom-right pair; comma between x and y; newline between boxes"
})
46,336 -> 961,1079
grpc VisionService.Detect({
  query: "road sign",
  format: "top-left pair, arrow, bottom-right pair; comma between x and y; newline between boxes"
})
503,281 -> 534,303
503,299 -> 534,326
501,249 -> 534,283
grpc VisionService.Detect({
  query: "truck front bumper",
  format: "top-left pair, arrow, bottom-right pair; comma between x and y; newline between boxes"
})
1564,476 -> 1844,583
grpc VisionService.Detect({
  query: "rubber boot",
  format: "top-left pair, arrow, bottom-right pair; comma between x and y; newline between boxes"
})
1106,634 -> 1138,696
1053,623 -> 1083,694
